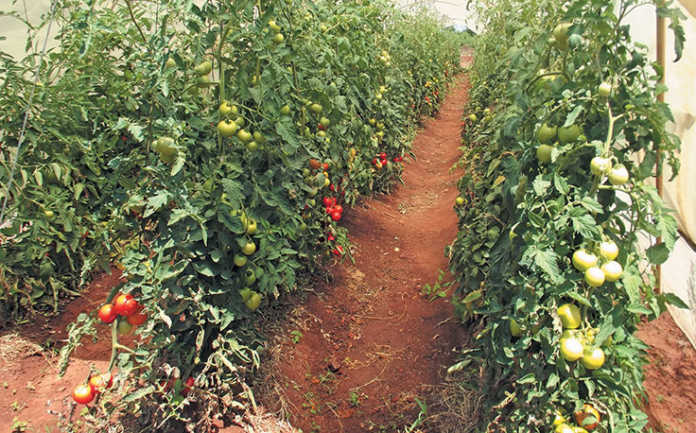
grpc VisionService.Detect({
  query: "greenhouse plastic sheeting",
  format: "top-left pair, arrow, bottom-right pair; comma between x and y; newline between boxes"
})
625,2 -> 696,349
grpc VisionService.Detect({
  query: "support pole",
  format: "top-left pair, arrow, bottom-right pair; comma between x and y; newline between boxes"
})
656,14 -> 666,294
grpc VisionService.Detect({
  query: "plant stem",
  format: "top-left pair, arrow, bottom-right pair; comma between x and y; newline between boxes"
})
125,0 -> 147,44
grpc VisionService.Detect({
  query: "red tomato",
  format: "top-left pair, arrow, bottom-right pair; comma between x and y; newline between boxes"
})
89,372 -> 113,394
331,210 -> 342,221
372,157 -> 378,166
72,383 -> 95,404
318,123 -> 325,131
127,309 -> 147,326
333,205 -> 343,214
379,152 -> 387,159
322,163 -> 329,171
113,294 -> 139,317
98,304 -> 117,324
328,197 -> 336,207
182,377 -> 195,396
329,184 -> 335,191
323,197 -> 332,207
327,233 -> 335,242
332,246 -> 344,256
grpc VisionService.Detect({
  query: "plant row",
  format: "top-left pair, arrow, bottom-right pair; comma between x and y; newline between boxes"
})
449,1 -> 686,432
0,0 -> 462,430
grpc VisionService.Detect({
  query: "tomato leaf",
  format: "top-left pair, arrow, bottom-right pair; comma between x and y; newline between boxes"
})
646,242 -> 670,265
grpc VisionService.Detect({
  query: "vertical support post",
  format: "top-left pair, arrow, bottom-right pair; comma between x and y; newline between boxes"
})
655,14 -> 666,294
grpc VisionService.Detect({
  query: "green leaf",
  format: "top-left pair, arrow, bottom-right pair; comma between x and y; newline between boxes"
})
516,373 -> 536,384
662,292 -> 688,309
646,242 -> 670,264
563,105 -> 584,127
144,191 -> 171,218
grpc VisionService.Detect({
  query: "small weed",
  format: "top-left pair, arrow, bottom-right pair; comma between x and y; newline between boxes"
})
11,400 -> 26,411
348,390 -> 368,407
421,269 -> 454,301
11,418 -> 28,433
290,330 -> 303,344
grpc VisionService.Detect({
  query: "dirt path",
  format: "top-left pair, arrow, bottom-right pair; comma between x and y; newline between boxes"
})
255,63 -> 472,432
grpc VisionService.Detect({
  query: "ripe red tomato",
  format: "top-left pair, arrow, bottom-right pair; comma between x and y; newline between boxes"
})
333,205 -> 343,214
72,383 -> 95,404
113,294 -> 138,317
332,246 -> 344,256
379,152 -> 387,159
98,304 -> 117,324
127,309 -> 147,326
327,233 -> 335,242
89,372 -> 113,394
182,377 -> 195,396
372,157 -> 378,166
322,163 -> 329,171
331,210 -> 342,221
329,184 -> 335,191
323,196 -> 331,207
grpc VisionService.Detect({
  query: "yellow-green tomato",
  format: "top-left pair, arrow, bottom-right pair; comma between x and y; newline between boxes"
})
581,346 -> 606,370
585,266 -> 605,287
599,241 -> 619,261
217,120 -> 238,137
598,82 -> 612,98
608,165 -> 629,185
245,219 -> 257,235
560,337 -> 584,362
537,123 -> 557,144
455,196 -> 465,206
237,129 -> 252,142
590,157 -> 612,176
509,319 -> 522,337
245,292 -> 262,311
242,241 -> 256,255
555,424 -> 574,433
572,249 -> 598,271
536,144 -> 553,164
557,303 -> 581,329
558,124 -> 581,144
601,261 -> 623,282
233,254 -> 247,267
194,60 -> 212,75
273,33 -> 285,43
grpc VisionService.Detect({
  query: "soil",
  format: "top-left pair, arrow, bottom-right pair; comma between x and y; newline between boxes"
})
1,52 -> 695,433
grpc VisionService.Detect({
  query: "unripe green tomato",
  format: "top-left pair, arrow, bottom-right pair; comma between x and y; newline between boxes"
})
560,337 -> 584,361
598,81 -> 612,97
537,123 -> 557,144
608,165 -> 629,185
590,157 -> 612,176
455,196 -> 465,206
234,254 -> 247,267
245,292 -> 262,311
247,141 -> 258,151
273,33 -> 285,43
572,249 -> 598,271
558,124 -> 581,144
237,129 -> 252,142
194,60 -> 212,75
280,105 -> 291,115
253,131 -> 266,143
598,241 -> 619,261
585,266 -> 606,287
601,261 -> 623,282
509,319 -> 522,337
536,144 -> 553,164
310,103 -> 323,114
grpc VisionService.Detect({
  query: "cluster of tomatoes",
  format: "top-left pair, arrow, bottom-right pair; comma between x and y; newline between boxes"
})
97,293 -> 147,335
554,404 -> 601,433
371,152 -> 403,170
326,232 -> 344,257
72,371 -> 114,405
322,196 -> 343,222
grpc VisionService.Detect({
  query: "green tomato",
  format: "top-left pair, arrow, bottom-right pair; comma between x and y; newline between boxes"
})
536,144 -> 553,164
557,303 -> 581,329
244,269 -> 256,285
590,157 -> 612,176
233,254 -> 247,267
455,196 -> 465,206
242,241 -> 256,256
601,261 -> 623,282
245,292 -> 262,311
44,210 -> 55,219
598,241 -> 619,261
581,346 -> 605,370
166,57 -> 176,68
608,165 -> 629,185
537,123 -> 557,144
239,288 -> 253,302
280,105 -> 291,115
268,20 -> 281,32
572,249 -> 598,271
217,120 -> 238,137
319,117 -> 330,127
246,141 -> 258,151
253,131 -> 266,144
598,82 -> 612,98
219,101 -> 234,116
509,319 -> 522,337
237,129 -> 252,142
273,33 -> 285,43
194,60 -> 212,75
584,266 -> 605,287
560,336 -> 584,361
310,103 -> 323,114
555,424 -> 575,433
245,218 -> 257,235
557,124 -> 581,144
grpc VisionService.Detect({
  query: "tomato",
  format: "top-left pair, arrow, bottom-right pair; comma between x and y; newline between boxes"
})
127,308 -> 147,326
598,241 -> 619,261
601,261 -> 622,282
44,210 -> 55,219
310,159 -> 321,170
584,266 -> 605,287
98,304 -> 117,324
182,377 -> 195,396
598,82 -> 612,98
552,22 -> 572,47
268,19 -> 281,32
239,288 -> 253,302
72,383 -> 94,404
581,347 -> 605,370
331,210 -> 342,221
245,269 -> 256,285
113,294 -> 139,317
246,141 -> 258,151
468,114 -> 477,122
574,404 -> 600,431
117,319 -> 134,336
555,424 -> 574,433
558,124 -> 581,144
166,57 -> 176,68
327,233 -> 335,242
219,101 -> 234,116
573,428 -> 589,433
272,33 -> 284,43
536,144 -> 553,163
590,157 -> 611,176
280,105 -> 291,115
237,129 -> 252,142
252,131 -> 266,144
608,165 -> 629,185
333,205 -> 343,214
317,130 -> 326,138
537,123 -> 557,144
245,219 -> 257,235
320,23 -> 328,33
557,303 -> 581,329
310,103 -> 323,114
89,372 -> 113,394
455,196 -> 465,206
245,292 -> 262,311
242,241 -> 256,256
194,60 -> 212,75
560,336 -> 584,362
553,410 -> 567,426
217,120 -> 238,137
332,245 -> 344,256
509,318 -> 522,337
319,117 -> 330,127
322,162 -> 330,171
572,249 -> 598,271
234,254 -> 247,267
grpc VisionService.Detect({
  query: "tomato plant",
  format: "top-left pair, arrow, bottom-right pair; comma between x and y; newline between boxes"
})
449,0 -> 687,431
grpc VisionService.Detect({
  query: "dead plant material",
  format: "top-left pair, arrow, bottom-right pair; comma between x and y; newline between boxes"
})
420,371 -> 484,433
